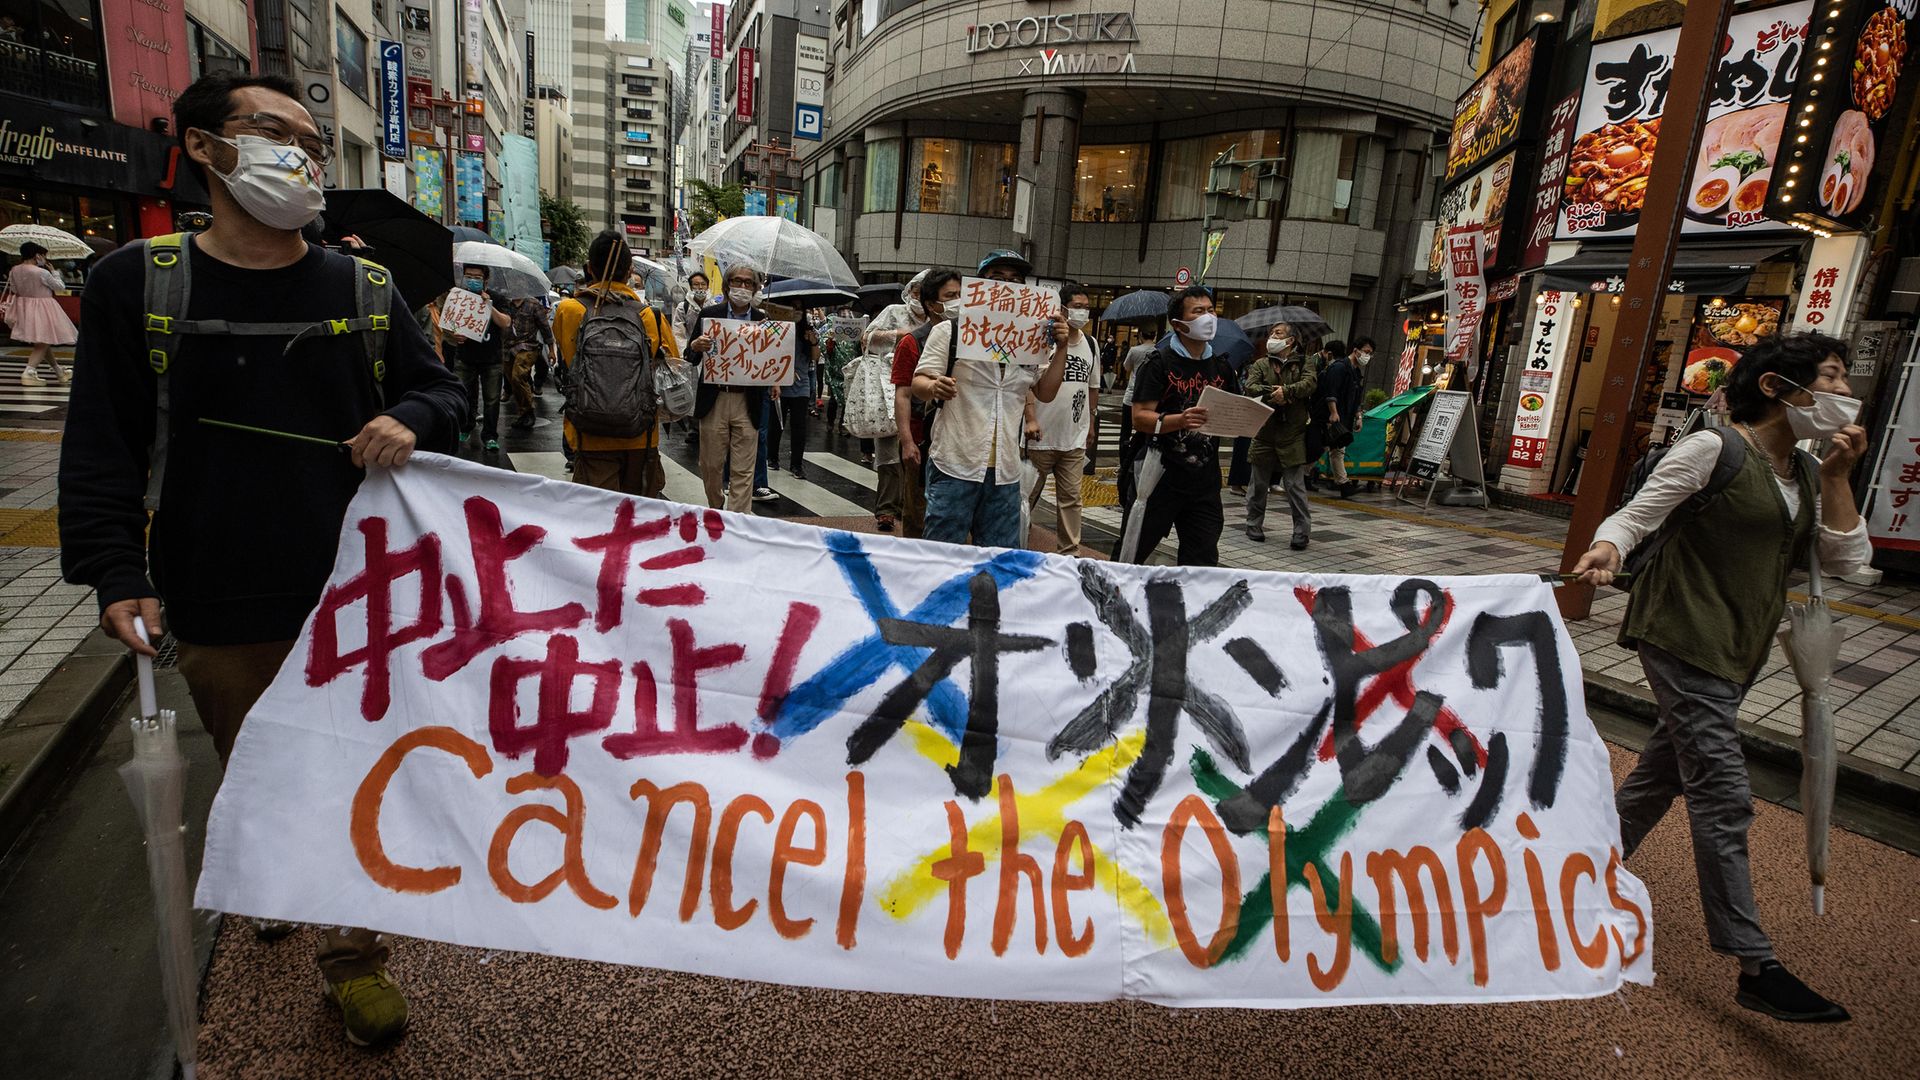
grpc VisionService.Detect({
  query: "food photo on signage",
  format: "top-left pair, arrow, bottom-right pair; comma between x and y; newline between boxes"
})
1559,1 -> 1813,239
1767,0 -> 1915,232
1681,296 -> 1789,395
1444,30 -> 1544,183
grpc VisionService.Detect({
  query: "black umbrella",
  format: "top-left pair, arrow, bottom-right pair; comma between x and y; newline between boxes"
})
321,189 -> 455,310
765,278 -> 859,309
449,225 -> 497,244
857,282 -> 902,314
1103,288 -> 1172,323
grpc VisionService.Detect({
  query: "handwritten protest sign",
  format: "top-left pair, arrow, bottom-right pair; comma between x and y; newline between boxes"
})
438,288 -> 494,342
955,276 -> 1060,367
705,318 -> 797,386
200,455 -> 1652,1007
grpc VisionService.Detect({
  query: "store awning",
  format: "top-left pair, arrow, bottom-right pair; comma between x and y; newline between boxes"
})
1538,241 -> 1800,296
1400,288 -> 1446,306
1366,384 -> 1436,421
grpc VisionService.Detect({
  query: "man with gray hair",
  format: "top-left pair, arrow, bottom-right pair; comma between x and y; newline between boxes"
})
686,263 -> 772,512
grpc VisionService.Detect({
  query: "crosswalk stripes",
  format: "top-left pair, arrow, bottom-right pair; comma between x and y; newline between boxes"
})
0,358 -> 69,417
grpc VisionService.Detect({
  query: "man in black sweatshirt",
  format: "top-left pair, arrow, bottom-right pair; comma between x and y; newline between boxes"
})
56,71 -> 466,1049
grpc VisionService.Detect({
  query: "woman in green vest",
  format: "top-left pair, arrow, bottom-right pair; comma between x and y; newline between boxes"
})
1572,331 -> 1868,1023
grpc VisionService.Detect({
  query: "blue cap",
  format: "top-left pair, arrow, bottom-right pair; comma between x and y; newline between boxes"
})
977,249 -> 1031,277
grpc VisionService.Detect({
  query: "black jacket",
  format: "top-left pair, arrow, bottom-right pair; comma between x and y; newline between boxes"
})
689,300 -> 768,424
1317,357 -> 1364,424
58,239 -> 468,645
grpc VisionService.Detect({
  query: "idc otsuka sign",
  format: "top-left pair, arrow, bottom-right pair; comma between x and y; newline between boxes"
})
965,11 -> 1138,54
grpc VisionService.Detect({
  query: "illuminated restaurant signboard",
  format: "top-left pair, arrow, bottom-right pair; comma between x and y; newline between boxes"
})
1444,32 -> 1542,183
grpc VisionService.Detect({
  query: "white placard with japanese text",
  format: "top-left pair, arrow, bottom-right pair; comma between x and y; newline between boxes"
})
1790,234 -> 1869,336
1445,229 -> 1485,365
438,288 -> 493,342
1868,333 -> 1920,551
1505,291 -> 1575,470
955,276 -> 1061,367
705,319 -> 797,386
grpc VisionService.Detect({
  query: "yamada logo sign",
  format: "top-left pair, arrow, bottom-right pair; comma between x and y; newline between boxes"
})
1019,49 -> 1138,76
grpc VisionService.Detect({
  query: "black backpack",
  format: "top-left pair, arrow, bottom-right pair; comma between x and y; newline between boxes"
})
908,315 -> 960,430
565,289 -> 657,438
1614,427 -> 1748,589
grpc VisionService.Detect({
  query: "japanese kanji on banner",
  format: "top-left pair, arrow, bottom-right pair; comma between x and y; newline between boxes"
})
954,276 -> 1061,367
198,455 -> 1653,1008
1867,332 -> 1920,552
1445,228 -> 1485,365
1505,290 -> 1575,470
438,288 -> 494,342
704,318 -> 797,386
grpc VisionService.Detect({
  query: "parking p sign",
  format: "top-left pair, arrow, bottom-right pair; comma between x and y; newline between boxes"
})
794,103 -> 823,141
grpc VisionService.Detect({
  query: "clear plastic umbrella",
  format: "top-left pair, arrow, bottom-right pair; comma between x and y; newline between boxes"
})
118,624 -> 198,1080
1779,548 -> 1839,915
689,217 -> 858,287
453,240 -> 551,299
1115,446 -> 1166,563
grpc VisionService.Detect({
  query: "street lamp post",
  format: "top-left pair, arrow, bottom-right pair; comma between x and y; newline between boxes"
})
1197,146 -> 1288,285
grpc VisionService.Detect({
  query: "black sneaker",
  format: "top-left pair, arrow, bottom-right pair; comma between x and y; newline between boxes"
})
1290,537 -> 1309,551
512,413 -> 536,431
1246,526 -> 1267,543
752,486 -> 778,502
1735,960 -> 1851,1023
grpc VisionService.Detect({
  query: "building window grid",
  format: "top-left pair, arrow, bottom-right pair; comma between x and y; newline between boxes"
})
1072,144 -> 1148,223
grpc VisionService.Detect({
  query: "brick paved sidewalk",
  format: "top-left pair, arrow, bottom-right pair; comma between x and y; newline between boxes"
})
1079,482 -> 1920,783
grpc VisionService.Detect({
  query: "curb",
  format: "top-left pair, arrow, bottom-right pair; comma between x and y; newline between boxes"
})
0,630 -> 133,859
1584,671 -> 1920,815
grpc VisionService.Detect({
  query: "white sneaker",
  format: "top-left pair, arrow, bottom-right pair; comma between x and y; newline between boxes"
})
54,366 -> 70,384
19,371 -> 45,387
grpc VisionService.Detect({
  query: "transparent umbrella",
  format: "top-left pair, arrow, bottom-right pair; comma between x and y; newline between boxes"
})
118,625 -> 198,1080
453,241 -> 551,300
689,217 -> 858,287
1779,549 -> 1840,915
1115,446 -> 1166,563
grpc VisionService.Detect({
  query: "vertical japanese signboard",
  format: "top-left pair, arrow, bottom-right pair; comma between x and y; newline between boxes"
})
1867,333 -> 1920,550
1766,0 -> 1919,232
464,0 -> 485,93
1790,234 -> 1871,335
403,6 -> 435,83
379,41 -> 406,160
1444,228 -> 1485,365
524,32 -> 538,138
1506,291 -> 1575,469
1557,1 -> 1812,238
297,67 -> 340,189
737,47 -> 756,122
712,2 -> 725,59
1521,95 -> 1581,271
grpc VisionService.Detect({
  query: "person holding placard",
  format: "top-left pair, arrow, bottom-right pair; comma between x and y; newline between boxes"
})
1125,286 -> 1238,566
1242,325 -> 1319,548
445,263 -> 513,454
889,270 -> 965,539
687,263 -> 772,513
911,249 -> 1071,549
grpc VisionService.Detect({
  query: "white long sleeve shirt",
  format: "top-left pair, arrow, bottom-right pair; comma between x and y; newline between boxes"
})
1594,430 -> 1870,576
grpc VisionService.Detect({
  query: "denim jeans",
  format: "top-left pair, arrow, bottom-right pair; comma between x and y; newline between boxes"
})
923,465 -> 1022,549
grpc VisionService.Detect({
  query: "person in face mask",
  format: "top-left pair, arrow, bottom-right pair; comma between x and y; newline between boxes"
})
1020,283 -> 1102,554
1119,286 -> 1237,566
1571,332 -> 1867,1025
55,71 -> 466,1051
675,270 -> 710,345
686,263 -> 775,511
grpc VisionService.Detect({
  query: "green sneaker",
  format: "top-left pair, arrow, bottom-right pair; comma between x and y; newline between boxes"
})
325,969 -> 410,1047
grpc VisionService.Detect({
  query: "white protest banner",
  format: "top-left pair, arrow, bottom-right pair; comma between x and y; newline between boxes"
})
955,276 -> 1061,367
199,455 -> 1652,1007
1444,228 -> 1484,365
705,318 -> 797,386
1196,385 -> 1273,439
439,288 -> 494,342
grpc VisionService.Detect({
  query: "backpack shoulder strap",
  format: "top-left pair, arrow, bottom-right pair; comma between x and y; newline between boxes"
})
141,234 -> 190,512
1688,426 -> 1749,509
350,256 -> 393,403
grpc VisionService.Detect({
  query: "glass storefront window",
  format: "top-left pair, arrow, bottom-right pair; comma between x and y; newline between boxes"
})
907,138 -> 965,214
1291,131 -> 1361,224
864,139 -> 900,213
1154,130 -> 1283,221
1072,144 -> 1147,223
813,162 -> 841,210
0,0 -> 109,110
967,143 -> 1015,218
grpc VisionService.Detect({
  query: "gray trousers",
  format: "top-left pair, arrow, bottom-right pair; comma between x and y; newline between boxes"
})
1246,460 -> 1310,542
1616,642 -> 1772,959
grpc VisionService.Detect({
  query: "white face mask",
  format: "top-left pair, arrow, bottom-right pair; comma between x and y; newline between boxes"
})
1066,307 -> 1091,328
1267,336 -> 1293,357
1776,377 -> 1861,440
691,288 -> 708,302
1356,350 -> 1372,366
907,295 -> 926,319
728,286 -> 755,308
1178,313 -> 1218,342
210,134 -> 325,232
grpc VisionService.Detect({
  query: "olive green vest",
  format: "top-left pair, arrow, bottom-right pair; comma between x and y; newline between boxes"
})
1621,444 -> 1814,684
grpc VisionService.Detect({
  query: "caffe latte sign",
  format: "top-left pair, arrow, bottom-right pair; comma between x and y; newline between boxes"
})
964,11 -> 1138,54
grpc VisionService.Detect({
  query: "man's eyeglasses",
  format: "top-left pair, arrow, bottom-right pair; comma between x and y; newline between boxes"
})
221,112 -> 335,166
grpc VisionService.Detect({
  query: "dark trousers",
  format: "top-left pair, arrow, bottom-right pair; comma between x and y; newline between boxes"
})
1129,473 -> 1224,566
1616,642 -> 1772,958
1228,436 -> 1252,488
457,359 -> 501,439
767,397 -> 810,472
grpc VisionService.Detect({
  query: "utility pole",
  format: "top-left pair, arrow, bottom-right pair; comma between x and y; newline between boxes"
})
1556,0 -> 1737,620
